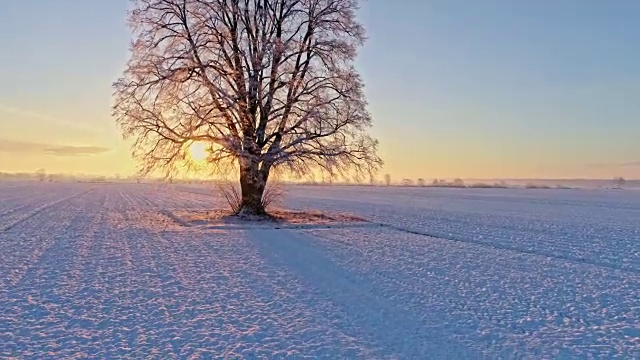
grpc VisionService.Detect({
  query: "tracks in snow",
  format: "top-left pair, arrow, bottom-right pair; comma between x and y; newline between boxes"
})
160,203 -> 639,274
374,222 -> 640,275
160,201 -> 639,273
1,188 -> 95,232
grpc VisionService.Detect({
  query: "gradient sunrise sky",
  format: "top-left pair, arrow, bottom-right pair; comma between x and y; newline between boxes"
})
1,0 -> 639,179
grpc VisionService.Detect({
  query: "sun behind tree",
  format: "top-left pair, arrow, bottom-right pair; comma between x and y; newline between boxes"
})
188,141 -> 208,162
113,0 -> 381,216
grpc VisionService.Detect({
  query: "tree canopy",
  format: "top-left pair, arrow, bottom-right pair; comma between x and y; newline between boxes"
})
113,0 -> 381,214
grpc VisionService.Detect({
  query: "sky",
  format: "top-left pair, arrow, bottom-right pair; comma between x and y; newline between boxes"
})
1,0 -> 639,179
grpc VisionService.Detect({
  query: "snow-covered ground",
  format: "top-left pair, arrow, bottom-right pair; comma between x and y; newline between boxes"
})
1,182 -> 638,358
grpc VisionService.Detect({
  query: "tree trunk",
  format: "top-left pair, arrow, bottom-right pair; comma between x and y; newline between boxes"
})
237,160 -> 268,216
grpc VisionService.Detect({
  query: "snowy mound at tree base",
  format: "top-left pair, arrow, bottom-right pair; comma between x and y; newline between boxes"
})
167,209 -> 373,230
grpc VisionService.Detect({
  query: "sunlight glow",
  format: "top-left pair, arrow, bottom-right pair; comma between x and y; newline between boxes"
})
188,141 -> 209,162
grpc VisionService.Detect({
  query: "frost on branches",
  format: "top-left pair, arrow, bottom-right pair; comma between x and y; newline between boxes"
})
113,0 -> 381,215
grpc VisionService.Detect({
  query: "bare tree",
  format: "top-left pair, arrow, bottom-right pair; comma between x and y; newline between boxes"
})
384,173 -> 391,186
416,178 -> 425,187
401,178 -> 413,187
113,0 -> 381,215
35,169 -> 46,182
452,178 -> 465,187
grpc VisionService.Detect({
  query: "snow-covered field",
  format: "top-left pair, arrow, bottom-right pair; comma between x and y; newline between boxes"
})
1,182 -> 638,358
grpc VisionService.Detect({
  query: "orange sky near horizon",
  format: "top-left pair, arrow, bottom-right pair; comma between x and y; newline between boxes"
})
0,106 -> 636,181
0,100 -> 637,180
0,95 -> 637,180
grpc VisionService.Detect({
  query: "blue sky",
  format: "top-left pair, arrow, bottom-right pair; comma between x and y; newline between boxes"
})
0,0 -> 639,179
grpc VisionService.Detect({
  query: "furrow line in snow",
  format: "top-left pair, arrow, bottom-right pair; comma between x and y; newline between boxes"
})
376,222 -> 640,274
174,187 -> 217,198
1,187 -> 95,232
159,209 -> 192,227
0,188 -> 67,216
0,190 -> 99,289
0,203 -> 33,218
59,191 -> 110,296
140,187 -> 160,209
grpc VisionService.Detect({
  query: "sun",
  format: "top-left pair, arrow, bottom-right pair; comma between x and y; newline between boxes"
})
188,141 -> 208,162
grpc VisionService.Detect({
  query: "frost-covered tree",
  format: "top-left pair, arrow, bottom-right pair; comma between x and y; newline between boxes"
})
384,173 -> 391,186
113,0 -> 381,215
401,178 -> 413,186
35,169 -> 46,182
452,178 -> 465,187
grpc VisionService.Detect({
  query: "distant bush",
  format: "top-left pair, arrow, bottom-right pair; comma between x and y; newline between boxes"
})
525,183 -> 551,189
35,169 -> 47,182
429,178 -> 466,188
613,177 -> 626,189
468,183 -> 509,189
555,185 -> 572,189
384,174 -> 391,186
401,179 -> 414,186
218,181 -> 285,214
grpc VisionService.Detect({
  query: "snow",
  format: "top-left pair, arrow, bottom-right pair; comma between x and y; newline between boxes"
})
1,182 -> 639,358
